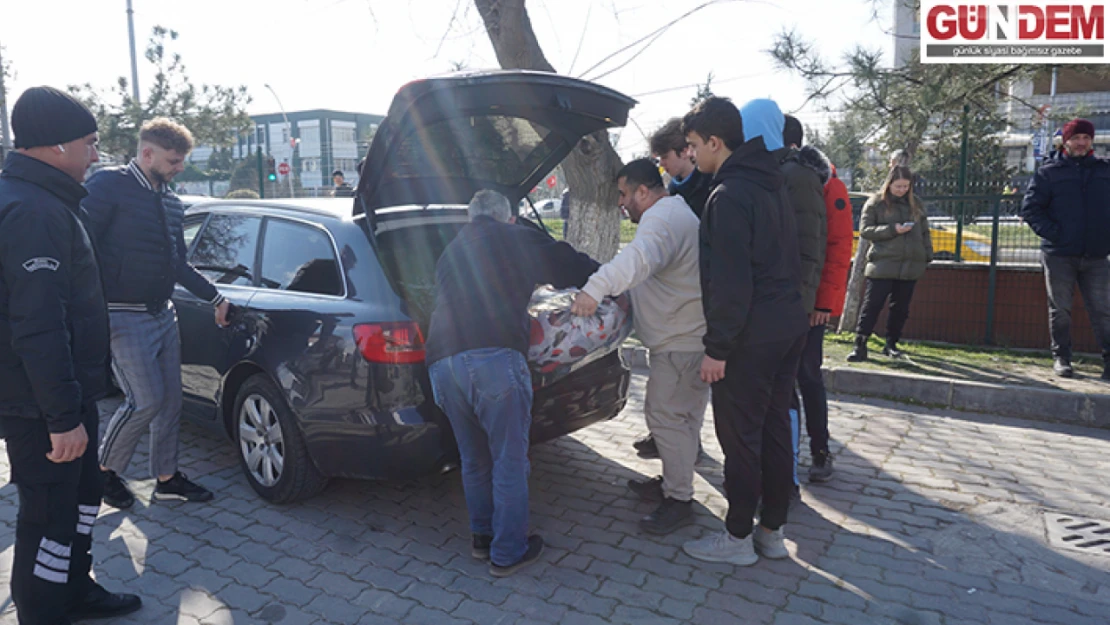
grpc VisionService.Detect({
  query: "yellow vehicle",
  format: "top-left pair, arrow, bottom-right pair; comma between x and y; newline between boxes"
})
849,192 -> 992,262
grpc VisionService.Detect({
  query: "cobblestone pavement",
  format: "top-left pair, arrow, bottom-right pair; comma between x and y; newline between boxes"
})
1,371 -> 1109,624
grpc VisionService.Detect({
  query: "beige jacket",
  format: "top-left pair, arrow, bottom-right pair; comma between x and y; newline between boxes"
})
581,195 -> 705,353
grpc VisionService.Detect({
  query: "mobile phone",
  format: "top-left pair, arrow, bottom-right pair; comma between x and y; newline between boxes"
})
901,221 -> 916,228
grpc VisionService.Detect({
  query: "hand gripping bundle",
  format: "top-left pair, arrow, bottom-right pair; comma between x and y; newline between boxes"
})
527,286 -> 633,383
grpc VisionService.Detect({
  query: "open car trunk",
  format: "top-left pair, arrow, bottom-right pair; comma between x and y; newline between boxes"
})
367,207 -> 470,331
354,70 -> 637,380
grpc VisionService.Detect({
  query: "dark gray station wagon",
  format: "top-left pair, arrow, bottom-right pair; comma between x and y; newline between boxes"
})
176,71 -> 638,502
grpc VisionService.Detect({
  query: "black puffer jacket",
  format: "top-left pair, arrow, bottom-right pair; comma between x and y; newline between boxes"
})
0,153 -> 111,433
669,167 -> 712,219
82,165 -> 221,309
775,145 -> 831,312
1021,151 -> 1110,258
700,138 -> 808,361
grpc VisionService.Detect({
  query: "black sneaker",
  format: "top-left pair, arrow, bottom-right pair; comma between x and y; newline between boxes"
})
627,476 -> 664,503
490,535 -> 544,577
101,470 -> 135,510
153,472 -> 214,502
808,450 -> 834,483
69,583 -> 142,620
633,435 -> 660,459
639,497 -> 695,535
471,534 -> 493,560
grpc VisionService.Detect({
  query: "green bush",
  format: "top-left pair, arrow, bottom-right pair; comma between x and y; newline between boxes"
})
225,188 -> 260,199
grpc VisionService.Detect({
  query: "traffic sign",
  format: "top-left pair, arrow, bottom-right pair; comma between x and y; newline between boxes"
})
278,162 -> 291,176
546,175 -> 557,188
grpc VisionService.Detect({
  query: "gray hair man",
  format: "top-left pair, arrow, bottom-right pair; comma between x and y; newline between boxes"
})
424,190 -> 598,576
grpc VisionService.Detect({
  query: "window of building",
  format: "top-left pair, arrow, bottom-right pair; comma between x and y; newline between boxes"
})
259,219 -> 343,296
302,158 -> 319,172
190,214 -> 262,287
333,126 -> 356,144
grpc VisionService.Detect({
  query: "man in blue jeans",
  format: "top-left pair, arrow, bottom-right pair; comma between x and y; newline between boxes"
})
425,190 -> 597,577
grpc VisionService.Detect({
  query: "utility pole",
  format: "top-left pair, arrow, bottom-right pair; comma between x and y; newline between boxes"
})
0,44 -> 11,163
264,84 -> 296,198
126,0 -> 141,104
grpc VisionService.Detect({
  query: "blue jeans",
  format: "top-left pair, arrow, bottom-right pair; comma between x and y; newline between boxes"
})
429,348 -> 534,566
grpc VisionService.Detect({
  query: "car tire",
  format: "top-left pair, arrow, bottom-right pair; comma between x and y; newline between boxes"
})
233,374 -> 328,503
934,251 -> 955,261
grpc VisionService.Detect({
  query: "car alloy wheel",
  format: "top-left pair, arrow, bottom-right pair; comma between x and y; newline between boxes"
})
238,394 -> 286,488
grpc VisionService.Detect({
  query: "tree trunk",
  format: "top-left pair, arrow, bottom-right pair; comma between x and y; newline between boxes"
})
838,239 -> 871,333
474,0 -> 624,261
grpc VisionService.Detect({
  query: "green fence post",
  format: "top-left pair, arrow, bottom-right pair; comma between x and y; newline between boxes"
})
985,196 -> 1001,345
256,146 -> 265,199
955,104 -> 970,263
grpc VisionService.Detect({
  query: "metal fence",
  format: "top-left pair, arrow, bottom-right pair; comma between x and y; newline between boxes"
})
849,188 -> 1100,353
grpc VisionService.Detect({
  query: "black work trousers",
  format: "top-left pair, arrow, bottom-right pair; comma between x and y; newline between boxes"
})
3,405 -> 102,625
855,278 -> 918,342
712,334 -> 805,538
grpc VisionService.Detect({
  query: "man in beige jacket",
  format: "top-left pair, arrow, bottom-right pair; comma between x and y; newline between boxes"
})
571,158 -> 708,535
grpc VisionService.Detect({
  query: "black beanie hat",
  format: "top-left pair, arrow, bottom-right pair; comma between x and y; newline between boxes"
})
11,86 -> 98,149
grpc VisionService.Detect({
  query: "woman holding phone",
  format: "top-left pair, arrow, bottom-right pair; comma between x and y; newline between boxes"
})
847,165 -> 933,361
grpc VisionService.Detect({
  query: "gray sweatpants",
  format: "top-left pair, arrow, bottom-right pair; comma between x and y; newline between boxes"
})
645,351 -> 710,501
99,303 -> 183,478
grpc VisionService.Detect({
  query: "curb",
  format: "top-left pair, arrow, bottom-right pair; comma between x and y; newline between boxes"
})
620,345 -> 1110,429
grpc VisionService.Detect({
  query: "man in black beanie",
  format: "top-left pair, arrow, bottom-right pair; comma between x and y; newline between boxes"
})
0,86 -> 142,624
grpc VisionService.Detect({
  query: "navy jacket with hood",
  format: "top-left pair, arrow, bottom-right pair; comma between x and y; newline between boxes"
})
1021,150 -> 1110,258
0,153 -> 111,434
700,136 -> 808,361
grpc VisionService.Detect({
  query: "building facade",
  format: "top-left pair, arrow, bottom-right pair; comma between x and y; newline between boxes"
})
188,108 -> 383,192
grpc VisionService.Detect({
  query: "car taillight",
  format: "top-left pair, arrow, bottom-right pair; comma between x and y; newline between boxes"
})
353,322 -> 426,364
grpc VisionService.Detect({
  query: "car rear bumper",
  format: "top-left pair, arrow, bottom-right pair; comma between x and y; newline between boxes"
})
302,350 -> 631,480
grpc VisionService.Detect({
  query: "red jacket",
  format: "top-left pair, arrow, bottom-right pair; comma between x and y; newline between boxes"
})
815,165 -> 854,317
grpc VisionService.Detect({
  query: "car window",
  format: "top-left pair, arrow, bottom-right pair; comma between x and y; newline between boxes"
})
182,216 -> 206,251
190,214 -> 262,286
259,219 -> 343,296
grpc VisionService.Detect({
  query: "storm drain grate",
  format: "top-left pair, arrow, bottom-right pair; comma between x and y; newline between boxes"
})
1044,512 -> 1110,556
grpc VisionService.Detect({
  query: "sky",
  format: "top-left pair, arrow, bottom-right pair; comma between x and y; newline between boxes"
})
1,0 -> 895,159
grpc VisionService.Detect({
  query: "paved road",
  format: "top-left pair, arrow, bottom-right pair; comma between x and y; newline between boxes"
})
1,372 -> 1108,624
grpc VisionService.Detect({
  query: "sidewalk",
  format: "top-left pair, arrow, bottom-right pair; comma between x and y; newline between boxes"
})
621,337 -> 1110,429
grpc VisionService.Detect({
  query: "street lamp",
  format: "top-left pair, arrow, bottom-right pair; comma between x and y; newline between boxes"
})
264,83 -> 297,198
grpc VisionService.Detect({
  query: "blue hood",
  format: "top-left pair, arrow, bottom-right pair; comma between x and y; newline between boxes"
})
739,99 -> 785,151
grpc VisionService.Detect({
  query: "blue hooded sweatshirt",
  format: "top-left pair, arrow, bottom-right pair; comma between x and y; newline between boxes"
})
739,99 -> 785,151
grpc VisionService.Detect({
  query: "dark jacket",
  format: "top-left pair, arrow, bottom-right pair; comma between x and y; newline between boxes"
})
1021,151 -> 1110,258
334,183 -> 355,198
668,167 -> 711,219
859,194 -> 933,281
774,145 -> 830,312
0,153 -> 111,433
82,164 -> 221,311
700,139 -> 808,361
426,216 -> 598,365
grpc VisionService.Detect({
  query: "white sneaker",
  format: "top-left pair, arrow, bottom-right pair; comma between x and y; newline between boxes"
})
683,530 -> 758,566
753,526 -> 790,559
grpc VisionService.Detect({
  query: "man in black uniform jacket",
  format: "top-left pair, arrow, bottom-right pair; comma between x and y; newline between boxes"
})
0,86 -> 141,624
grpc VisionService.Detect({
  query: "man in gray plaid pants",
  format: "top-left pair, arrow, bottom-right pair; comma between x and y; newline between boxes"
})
83,118 -> 230,509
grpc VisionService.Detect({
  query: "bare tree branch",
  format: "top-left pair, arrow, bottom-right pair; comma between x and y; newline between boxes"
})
577,0 -> 756,80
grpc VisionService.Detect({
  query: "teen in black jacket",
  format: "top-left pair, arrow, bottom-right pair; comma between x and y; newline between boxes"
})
679,97 -> 807,568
